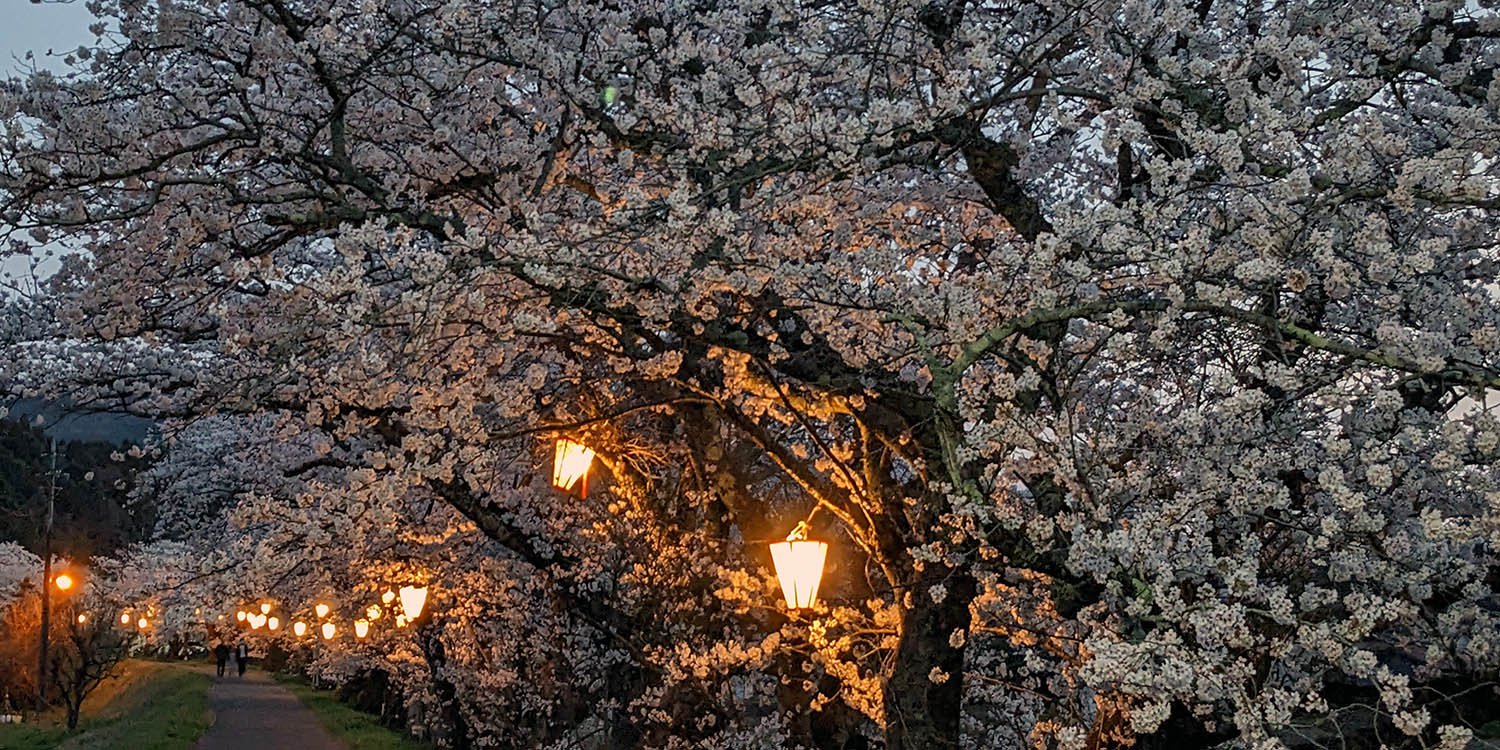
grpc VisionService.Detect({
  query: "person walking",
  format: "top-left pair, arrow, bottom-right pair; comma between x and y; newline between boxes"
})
235,641 -> 249,677
213,642 -> 230,677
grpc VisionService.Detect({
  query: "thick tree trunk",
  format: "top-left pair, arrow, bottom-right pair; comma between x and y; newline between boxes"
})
883,567 -> 976,750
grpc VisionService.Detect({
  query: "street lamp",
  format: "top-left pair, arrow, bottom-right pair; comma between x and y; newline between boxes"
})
769,522 -> 828,610
53,573 -> 75,591
552,438 -> 596,496
320,622 -> 335,640
292,621 -> 307,637
398,585 -> 428,620
314,603 -> 330,619
354,619 -> 369,639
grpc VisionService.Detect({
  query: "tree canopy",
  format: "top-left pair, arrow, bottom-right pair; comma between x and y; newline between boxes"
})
2,0 -> 1499,747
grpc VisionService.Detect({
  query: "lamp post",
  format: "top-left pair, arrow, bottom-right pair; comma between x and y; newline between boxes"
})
36,438 -> 59,710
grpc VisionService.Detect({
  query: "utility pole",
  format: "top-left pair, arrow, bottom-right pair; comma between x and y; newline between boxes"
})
36,437 -> 57,711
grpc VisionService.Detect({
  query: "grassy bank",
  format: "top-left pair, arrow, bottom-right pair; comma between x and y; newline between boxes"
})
277,678 -> 428,750
0,661 -> 212,750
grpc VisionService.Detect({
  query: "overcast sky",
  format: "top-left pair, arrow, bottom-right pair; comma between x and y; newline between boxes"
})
0,1 -> 98,294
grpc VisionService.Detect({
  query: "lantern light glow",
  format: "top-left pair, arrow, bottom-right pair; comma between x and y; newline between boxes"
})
77,614 -> 87,624
354,619 -> 369,639
398,585 -> 428,620
551,439 -> 596,496
366,605 -> 381,620
236,610 -> 246,622
314,603 -> 330,618
381,590 -> 395,605
321,622 -> 335,640
268,617 -> 280,631
768,522 -> 828,610
137,617 -> 149,629
53,573 -> 74,591
260,603 -> 272,615
293,621 -> 307,637
120,612 -> 131,625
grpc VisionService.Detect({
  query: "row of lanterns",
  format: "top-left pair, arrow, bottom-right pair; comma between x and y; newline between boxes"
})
231,585 -> 429,641
550,438 -> 828,610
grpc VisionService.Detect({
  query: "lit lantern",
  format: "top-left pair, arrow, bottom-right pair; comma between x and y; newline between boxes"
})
381,590 -> 396,605
321,622 -> 335,640
137,616 -> 149,629
398,585 -> 428,620
366,605 -> 381,620
293,621 -> 307,637
552,438 -> 596,496
314,603 -> 330,619
260,603 -> 272,615
768,523 -> 828,610
120,612 -> 131,625
268,617 -> 280,631
236,610 -> 247,622
354,619 -> 370,639
250,614 -> 265,629
53,573 -> 75,591
395,615 -> 407,628
77,614 -> 87,624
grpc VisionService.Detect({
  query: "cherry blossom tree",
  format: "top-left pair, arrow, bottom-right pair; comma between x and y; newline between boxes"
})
4,0 -> 1500,747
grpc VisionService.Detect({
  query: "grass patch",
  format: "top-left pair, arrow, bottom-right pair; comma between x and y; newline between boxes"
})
278,678 -> 429,750
0,661 -> 212,750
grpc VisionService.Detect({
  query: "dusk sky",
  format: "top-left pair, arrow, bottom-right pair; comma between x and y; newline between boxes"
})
0,1 -> 97,293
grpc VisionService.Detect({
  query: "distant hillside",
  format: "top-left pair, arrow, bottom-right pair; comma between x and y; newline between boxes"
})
0,417 -> 154,559
3,398 -> 155,445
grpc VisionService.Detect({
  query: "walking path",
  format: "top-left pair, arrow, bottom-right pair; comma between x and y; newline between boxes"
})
195,668 -> 346,750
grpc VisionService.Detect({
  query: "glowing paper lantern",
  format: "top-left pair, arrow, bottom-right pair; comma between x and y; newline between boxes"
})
768,524 -> 828,610
314,603 -> 330,619
381,590 -> 395,605
268,617 -> 280,631
236,610 -> 247,622
354,619 -> 370,639
137,617 -> 150,629
398,585 -> 428,620
320,622 -> 335,640
552,438 -> 596,496
260,603 -> 272,615
366,605 -> 381,621
120,612 -> 131,625
293,621 -> 307,637
53,574 -> 74,591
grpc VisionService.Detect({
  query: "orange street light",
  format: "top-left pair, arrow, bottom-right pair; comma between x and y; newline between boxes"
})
354,619 -> 369,639
136,617 -> 149,630
259,603 -> 272,615
769,522 -> 828,610
268,617 -> 280,631
314,603 -> 330,619
53,573 -> 75,592
552,438 -> 596,496
76,614 -> 87,624
119,612 -> 131,625
320,622 -> 335,640
292,621 -> 307,637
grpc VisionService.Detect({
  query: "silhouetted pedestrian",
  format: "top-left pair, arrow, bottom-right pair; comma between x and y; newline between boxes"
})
214,642 -> 230,676
235,641 -> 249,677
